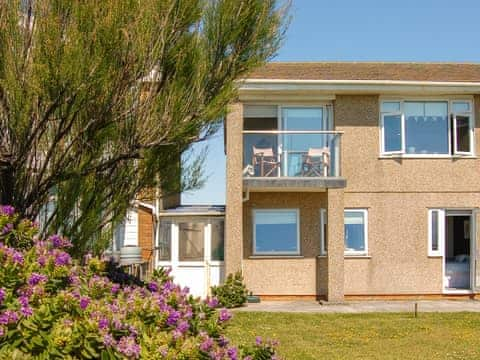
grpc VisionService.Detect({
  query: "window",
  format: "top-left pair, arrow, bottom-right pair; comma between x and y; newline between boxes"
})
380,100 -> 474,156
344,209 -> 368,255
320,209 -> 327,255
281,107 -> 329,176
243,105 -> 278,174
428,209 -> 445,257
158,220 -> 171,261
211,219 -> 225,261
178,222 -> 205,262
253,209 -> 300,255
452,101 -> 474,155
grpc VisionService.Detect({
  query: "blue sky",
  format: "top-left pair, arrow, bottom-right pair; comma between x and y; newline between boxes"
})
182,0 -> 480,205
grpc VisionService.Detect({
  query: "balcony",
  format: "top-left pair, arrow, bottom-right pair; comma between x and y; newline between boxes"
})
243,131 -> 346,191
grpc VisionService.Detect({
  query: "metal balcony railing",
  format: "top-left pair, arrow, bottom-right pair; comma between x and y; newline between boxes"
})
243,131 -> 342,178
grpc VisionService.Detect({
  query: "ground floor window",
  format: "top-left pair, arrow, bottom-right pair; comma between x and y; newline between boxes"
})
428,209 -> 445,256
178,222 -> 205,262
157,219 -> 225,264
158,220 -> 172,261
320,209 -> 327,255
211,219 -> 225,261
253,209 -> 300,255
344,209 -> 368,255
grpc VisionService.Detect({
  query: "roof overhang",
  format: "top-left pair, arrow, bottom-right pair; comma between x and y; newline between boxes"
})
238,79 -> 480,101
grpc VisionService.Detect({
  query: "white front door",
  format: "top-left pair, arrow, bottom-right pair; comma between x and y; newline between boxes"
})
156,219 -> 225,298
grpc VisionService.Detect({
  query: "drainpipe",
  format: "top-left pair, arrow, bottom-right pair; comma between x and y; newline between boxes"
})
154,177 -> 161,270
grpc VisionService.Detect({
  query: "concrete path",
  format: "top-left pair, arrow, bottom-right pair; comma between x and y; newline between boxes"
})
234,300 -> 480,313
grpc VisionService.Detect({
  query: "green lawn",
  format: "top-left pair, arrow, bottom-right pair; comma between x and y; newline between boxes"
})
225,312 -> 480,359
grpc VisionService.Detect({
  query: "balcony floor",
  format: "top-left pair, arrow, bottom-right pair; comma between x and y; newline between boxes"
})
243,177 -> 346,192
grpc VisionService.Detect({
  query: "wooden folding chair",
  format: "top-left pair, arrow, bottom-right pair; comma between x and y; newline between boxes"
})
301,147 -> 330,177
252,146 -> 280,177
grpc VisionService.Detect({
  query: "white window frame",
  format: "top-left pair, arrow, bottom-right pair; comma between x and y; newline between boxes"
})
344,209 -> 368,256
253,208 -> 300,255
320,208 -> 327,255
175,221 -> 207,266
278,105 -> 332,177
451,100 -> 474,156
379,98 -> 475,157
380,102 -> 404,154
428,209 -> 445,257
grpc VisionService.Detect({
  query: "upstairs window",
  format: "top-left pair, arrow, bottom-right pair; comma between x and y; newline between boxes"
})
380,100 -> 474,156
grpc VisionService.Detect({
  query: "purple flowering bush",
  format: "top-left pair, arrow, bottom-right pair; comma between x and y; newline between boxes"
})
0,208 -> 279,359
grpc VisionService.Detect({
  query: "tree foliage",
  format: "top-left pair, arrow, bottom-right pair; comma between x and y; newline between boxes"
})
0,0 -> 288,252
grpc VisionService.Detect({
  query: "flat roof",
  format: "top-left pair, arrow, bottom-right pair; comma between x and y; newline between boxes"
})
160,205 -> 225,216
246,62 -> 480,82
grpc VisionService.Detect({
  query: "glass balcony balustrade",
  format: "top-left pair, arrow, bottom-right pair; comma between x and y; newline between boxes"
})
242,131 -> 342,178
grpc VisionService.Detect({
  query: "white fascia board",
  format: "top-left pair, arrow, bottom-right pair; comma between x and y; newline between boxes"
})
134,200 -> 156,214
238,79 -> 480,95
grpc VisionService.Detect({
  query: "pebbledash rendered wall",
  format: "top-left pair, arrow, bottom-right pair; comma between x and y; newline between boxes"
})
337,95 -> 480,295
225,95 -> 480,298
242,192 -> 329,297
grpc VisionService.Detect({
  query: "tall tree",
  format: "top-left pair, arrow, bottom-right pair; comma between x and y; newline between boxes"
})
0,0 -> 288,253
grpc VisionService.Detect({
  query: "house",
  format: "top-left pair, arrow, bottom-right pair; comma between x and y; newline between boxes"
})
224,62 -> 480,302
122,62 -> 480,302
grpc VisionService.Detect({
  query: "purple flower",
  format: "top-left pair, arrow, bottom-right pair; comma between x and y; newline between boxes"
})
227,347 -> 238,360
111,284 -> 120,294
166,310 -> 181,326
37,255 -> 47,267
20,306 -> 33,317
68,274 -> 80,286
0,205 -> 15,217
171,329 -> 182,340
116,336 -> 141,359
1,223 -> 13,235
0,310 -> 18,325
18,295 -> 29,307
11,251 -> 23,265
147,282 -> 158,292
128,325 -> 138,338
49,235 -> 72,249
103,333 -> 116,347
50,235 -> 62,247
113,319 -> 123,330
218,335 -> 229,347
176,320 -> 189,334
255,336 -> 262,345
54,252 -> 71,266
206,297 -> 219,308
163,281 -> 175,292
199,337 -> 214,352
218,309 -> 232,322
28,273 -> 48,286
79,296 -> 90,310
98,318 -> 109,330
0,288 -> 5,305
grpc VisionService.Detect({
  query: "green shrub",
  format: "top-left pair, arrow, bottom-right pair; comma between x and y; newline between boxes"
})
211,272 -> 248,309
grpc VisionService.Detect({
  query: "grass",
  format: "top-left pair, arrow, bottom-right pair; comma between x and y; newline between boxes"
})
225,312 -> 480,359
